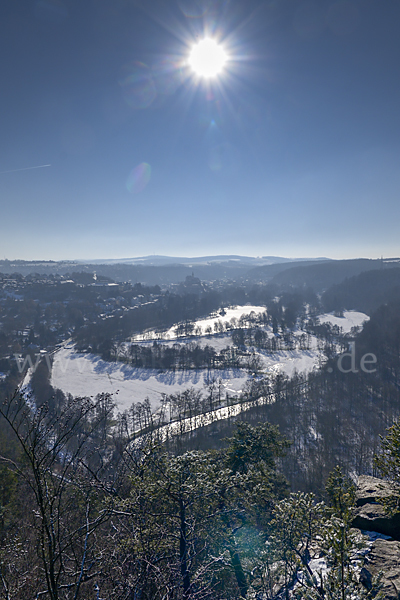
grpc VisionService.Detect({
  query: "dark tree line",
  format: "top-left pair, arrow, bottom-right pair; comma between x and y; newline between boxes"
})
126,342 -> 242,370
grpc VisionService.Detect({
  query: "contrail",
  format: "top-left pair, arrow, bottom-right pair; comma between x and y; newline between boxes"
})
0,164 -> 51,174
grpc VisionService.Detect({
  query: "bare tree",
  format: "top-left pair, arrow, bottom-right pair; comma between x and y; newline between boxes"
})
0,391 -> 117,600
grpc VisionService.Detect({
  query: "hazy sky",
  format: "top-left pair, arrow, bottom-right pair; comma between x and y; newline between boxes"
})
1,0 -> 400,260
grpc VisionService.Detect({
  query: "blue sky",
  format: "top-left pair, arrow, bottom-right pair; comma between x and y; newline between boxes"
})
1,0 -> 400,260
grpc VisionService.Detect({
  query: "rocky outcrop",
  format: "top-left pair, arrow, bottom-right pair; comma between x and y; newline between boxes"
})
353,476 -> 400,598
352,475 -> 400,540
353,503 -> 400,540
362,539 -> 400,600
356,475 -> 398,507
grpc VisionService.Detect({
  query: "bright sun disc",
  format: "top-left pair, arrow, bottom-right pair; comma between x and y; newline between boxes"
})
188,38 -> 227,78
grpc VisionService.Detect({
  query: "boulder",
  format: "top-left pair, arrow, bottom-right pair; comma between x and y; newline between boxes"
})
356,475 -> 397,507
359,567 -> 372,591
352,503 -> 400,539
352,475 -> 400,540
363,539 -> 400,599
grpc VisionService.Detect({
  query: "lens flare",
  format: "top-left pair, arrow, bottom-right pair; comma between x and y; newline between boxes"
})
178,0 -> 209,18
188,38 -> 227,78
152,58 -> 185,96
126,163 -> 151,194
119,62 -> 157,109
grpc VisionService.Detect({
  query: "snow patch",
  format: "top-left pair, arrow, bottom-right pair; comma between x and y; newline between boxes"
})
317,311 -> 369,333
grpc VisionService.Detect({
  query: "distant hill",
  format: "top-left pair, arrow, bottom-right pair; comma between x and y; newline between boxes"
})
3,256 -> 390,290
76,255 -> 330,267
0,255 -> 330,285
243,260 -> 332,283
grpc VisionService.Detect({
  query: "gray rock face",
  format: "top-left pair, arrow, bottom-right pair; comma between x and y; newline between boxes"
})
353,503 -> 400,540
356,475 -> 398,507
364,539 -> 400,600
359,567 -> 372,591
352,476 -> 400,540
353,476 -> 400,597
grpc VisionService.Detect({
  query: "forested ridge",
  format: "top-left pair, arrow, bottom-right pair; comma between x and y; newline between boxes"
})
322,267 -> 400,315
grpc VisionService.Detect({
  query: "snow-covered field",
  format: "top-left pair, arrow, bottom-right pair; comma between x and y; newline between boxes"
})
50,309 -> 369,413
259,347 -> 322,377
51,347 -> 250,412
317,310 -> 369,333
133,305 -> 266,341
51,345 -> 321,412
166,305 -> 266,337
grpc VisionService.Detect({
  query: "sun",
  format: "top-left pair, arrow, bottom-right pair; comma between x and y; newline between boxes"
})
188,38 -> 228,78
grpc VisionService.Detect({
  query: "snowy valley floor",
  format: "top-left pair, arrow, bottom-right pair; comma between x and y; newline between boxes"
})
49,309 -> 369,413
